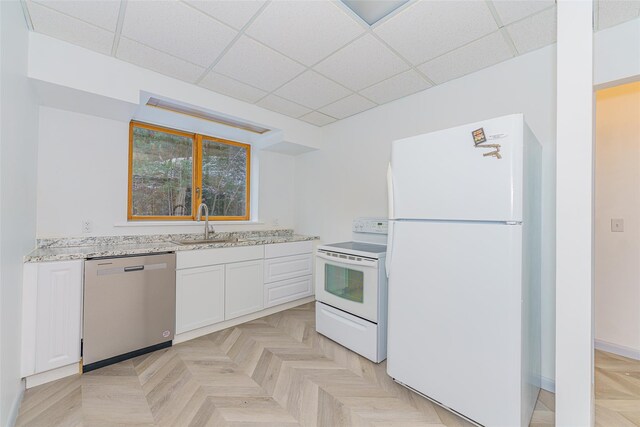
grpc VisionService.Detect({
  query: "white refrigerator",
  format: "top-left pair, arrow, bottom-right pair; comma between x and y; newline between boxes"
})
386,114 -> 541,427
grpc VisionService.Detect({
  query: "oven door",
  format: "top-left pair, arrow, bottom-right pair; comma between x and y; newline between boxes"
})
315,250 -> 379,323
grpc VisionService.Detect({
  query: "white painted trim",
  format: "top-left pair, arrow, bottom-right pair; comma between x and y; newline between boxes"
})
595,339 -> 640,361
173,296 -> 315,344
25,363 -> 80,389
540,376 -> 556,394
7,383 -> 25,427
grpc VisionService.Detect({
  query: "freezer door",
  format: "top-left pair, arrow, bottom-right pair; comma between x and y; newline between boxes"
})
389,114 -> 524,222
386,221 -> 527,426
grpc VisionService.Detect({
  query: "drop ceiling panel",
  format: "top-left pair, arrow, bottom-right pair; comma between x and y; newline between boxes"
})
319,94 -> 376,119
597,1 -> 640,30
419,31 -> 513,85
275,71 -> 352,110
490,0 -> 555,26
299,111 -> 337,127
506,7 -> 557,54
184,0 -> 266,30
374,1 -> 498,65
213,36 -> 305,92
315,34 -> 409,91
116,37 -> 205,83
31,0 -> 121,31
199,72 -> 268,103
122,1 -> 237,67
256,95 -> 312,119
27,2 -> 114,55
245,1 -> 365,66
359,70 -> 432,105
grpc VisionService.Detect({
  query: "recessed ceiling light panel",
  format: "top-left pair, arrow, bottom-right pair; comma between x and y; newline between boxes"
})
341,0 -> 409,26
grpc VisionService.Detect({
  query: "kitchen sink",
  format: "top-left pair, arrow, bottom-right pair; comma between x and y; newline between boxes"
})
171,237 -> 242,245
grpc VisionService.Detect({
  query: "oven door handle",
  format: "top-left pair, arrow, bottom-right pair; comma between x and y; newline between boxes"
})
316,252 -> 377,268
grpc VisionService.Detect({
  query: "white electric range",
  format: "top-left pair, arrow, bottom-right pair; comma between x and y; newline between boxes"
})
315,218 -> 388,363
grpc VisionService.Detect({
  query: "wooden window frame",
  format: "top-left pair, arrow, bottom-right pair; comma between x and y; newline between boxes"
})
128,121 -> 251,221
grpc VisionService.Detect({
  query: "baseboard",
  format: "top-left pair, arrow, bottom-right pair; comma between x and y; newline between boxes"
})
7,382 -> 25,427
595,339 -> 640,361
173,296 -> 315,344
540,375 -> 555,393
25,363 -> 81,389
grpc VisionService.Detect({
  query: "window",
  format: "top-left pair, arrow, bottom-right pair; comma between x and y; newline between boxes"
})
128,122 -> 250,221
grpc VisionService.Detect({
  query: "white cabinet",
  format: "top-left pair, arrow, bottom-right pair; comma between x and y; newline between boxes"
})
263,241 -> 314,308
265,276 -> 313,308
225,260 -> 264,320
22,260 -> 83,377
264,254 -> 313,283
175,246 -> 264,334
176,265 -> 225,334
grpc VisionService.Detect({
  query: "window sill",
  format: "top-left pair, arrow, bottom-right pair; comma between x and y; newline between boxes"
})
114,220 -> 264,227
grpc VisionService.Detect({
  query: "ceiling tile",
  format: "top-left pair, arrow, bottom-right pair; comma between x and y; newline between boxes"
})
418,31 -> 513,85
31,0 -> 121,31
314,34 -> 409,91
116,37 -> 205,83
359,70 -> 432,104
245,1 -> 365,66
597,0 -> 640,30
374,1 -> 498,65
27,1 -> 114,55
213,36 -> 305,92
199,72 -> 267,103
256,95 -> 311,118
491,0 -> 555,25
274,70 -> 352,110
506,7 -> 556,54
122,1 -> 237,67
183,0 -> 266,30
319,94 -> 376,120
299,111 -> 337,127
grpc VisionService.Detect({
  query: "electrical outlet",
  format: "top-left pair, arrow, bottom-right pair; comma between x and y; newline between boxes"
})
272,218 -> 279,226
611,218 -> 624,232
82,220 -> 92,234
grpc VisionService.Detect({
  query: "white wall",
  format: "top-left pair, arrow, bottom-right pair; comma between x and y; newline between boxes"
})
295,44 -> 558,385
0,1 -> 39,425
36,107 -> 296,237
595,82 -> 640,358
28,32 -> 323,151
594,17 -> 640,87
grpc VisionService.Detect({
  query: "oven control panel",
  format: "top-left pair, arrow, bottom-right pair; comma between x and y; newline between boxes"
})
353,218 -> 388,234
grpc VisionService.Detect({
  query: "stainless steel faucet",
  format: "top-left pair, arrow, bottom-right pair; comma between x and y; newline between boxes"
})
196,203 -> 212,240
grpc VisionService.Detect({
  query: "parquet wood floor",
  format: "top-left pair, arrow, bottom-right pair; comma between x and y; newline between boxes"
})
16,302 -> 555,426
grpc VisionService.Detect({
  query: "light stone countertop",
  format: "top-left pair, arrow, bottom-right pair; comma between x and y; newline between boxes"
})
25,230 -> 319,263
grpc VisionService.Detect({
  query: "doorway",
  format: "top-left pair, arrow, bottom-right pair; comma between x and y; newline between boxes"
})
594,80 -> 640,425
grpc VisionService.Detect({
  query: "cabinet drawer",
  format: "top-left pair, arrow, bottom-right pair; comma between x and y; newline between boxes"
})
264,241 -> 313,259
264,275 -> 313,308
264,254 -> 313,283
177,245 -> 264,270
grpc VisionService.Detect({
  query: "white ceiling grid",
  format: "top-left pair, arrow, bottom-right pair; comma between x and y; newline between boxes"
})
24,0 -> 640,127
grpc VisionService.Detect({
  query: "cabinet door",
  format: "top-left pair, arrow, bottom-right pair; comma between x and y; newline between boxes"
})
176,265 -> 225,334
225,260 -> 264,320
35,260 -> 83,373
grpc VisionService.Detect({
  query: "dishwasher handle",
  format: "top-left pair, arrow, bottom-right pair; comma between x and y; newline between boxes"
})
96,262 -> 168,276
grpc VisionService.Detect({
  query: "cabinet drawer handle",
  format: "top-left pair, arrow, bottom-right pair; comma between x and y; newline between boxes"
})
124,265 -> 144,272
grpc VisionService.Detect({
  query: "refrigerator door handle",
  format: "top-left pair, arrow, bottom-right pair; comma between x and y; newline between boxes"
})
385,221 -> 394,277
386,163 -> 394,277
387,163 -> 394,219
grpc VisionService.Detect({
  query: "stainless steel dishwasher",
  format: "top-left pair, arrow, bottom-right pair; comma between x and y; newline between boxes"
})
83,253 -> 176,372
